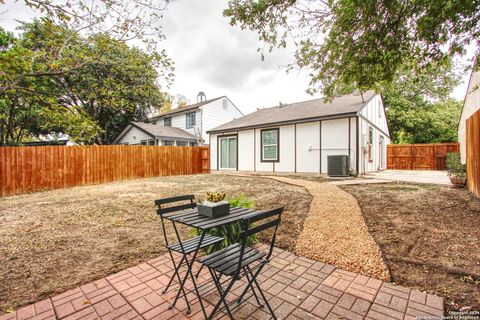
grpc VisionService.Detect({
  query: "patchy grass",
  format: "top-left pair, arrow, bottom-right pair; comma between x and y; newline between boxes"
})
341,183 -> 480,312
0,174 -> 311,313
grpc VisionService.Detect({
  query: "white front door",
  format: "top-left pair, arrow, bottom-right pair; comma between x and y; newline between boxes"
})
219,136 -> 237,170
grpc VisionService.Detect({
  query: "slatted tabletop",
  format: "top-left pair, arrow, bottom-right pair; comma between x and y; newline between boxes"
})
163,207 -> 258,230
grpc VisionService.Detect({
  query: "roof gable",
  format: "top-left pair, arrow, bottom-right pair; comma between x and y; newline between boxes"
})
114,122 -> 198,143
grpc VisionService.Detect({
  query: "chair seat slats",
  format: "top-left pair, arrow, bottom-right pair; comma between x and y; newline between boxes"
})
167,234 -> 224,254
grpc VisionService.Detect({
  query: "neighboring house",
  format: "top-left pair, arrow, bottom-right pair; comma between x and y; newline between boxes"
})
458,61 -> 480,164
114,122 -> 198,146
147,93 -> 244,144
207,91 -> 390,175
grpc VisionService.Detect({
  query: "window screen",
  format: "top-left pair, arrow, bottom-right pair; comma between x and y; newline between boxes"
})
186,112 -> 196,128
261,129 -> 279,161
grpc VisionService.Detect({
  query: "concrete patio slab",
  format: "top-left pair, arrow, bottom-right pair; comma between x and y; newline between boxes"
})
0,245 -> 445,320
365,170 -> 452,186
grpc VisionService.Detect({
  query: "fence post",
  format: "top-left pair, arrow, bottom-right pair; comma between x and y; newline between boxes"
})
410,145 -> 414,170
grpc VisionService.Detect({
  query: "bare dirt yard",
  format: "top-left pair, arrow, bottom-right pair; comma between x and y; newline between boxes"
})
341,183 -> 480,312
0,174 -> 311,313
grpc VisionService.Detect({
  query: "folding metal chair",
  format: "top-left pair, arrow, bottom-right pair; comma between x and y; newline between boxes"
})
154,195 -> 224,314
199,207 -> 283,320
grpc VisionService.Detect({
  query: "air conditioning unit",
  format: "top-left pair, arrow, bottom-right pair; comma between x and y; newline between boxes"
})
327,155 -> 350,177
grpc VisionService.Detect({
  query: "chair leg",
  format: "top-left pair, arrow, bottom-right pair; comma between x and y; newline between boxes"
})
163,251 -> 186,293
163,250 -> 190,313
237,263 -> 265,303
242,266 -> 263,307
208,268 -> 235,319
208,275 -> 237,320
252,274 -> 277,320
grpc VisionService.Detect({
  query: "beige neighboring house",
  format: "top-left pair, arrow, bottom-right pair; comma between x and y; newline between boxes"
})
458,60 -> 480,164
113,122 -> 198,146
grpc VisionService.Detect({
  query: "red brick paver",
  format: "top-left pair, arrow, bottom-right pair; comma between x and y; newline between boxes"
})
0,246 -> 445,320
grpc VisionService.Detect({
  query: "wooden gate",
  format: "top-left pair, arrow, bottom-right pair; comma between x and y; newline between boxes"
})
466,110 -> 480,197
387,143 -> 459,170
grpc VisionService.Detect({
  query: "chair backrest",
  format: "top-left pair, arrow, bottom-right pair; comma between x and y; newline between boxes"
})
154,194 -> 196,216
239,207 -> 283,263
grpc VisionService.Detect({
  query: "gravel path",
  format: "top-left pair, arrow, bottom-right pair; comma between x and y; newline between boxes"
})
267,176 -> 391,281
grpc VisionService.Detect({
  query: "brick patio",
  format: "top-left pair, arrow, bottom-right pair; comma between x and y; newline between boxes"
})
0,245 -> 444,320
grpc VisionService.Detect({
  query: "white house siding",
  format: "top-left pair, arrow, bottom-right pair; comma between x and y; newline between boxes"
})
211,119 -> 358,174
459,70 -> 480,164
116,126 -> 153,145
210,133 -> 218,170
210,94 -> 389,175
201,98 -> 244,143
296,122 -> 321,173
275,125 -> 296,172
238,130 -> 254,171
169,111 -> 199,137
321,118 -> 352,173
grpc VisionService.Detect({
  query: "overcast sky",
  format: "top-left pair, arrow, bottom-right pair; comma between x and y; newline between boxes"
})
0,0 -> 472,115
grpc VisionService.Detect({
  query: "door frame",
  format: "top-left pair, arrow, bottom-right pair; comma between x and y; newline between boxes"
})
217,134 -> 238,171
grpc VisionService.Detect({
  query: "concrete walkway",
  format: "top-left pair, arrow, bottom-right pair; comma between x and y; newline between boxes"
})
0,245 -> 445,320
365,170 -> 452,185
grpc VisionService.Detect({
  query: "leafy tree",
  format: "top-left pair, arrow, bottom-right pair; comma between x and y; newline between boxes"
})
224,0 -> 479,96
388,99 -> 462,144
383,58 -> 462,143
162,94 -> 190,112
0,20 -> 173,145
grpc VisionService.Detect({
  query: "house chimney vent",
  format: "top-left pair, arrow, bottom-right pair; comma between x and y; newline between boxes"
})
197,92 -> 206,103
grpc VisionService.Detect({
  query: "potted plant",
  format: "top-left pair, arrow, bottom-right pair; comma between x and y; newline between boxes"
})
198,192 -> 231,218
446,152 -> 467,187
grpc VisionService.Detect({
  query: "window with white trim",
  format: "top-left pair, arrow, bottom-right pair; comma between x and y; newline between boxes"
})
177,141 -> 188,146
261,129 -> 279,161
140,140 -> 147,145
148,139 -> 155,145
186,112 -> 196,128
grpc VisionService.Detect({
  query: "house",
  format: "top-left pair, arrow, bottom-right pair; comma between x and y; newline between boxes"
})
113,122 -> 199,146
458,60 -> 480,164
207,91 -> 390,175
146,92 -> 244,145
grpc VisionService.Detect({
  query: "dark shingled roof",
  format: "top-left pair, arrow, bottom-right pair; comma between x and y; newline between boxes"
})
149,96 -> 224,119
207,91 -> 376,133
114,122 -> 198,143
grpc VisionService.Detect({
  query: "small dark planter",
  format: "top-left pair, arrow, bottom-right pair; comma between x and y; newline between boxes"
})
198,202 -> 230,218
449,176 -> 466,188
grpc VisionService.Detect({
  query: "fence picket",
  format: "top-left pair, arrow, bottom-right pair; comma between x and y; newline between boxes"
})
387,143 -> 459,171
0,145 -> 210,196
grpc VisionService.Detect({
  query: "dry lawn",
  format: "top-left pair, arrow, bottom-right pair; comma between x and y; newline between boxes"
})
0,174 -> 311,313
341,183 -> 480,312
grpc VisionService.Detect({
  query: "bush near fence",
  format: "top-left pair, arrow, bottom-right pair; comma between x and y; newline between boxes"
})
0,145 -> 210,197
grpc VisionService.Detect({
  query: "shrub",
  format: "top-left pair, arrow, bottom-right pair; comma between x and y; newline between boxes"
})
446,152 -> 466,178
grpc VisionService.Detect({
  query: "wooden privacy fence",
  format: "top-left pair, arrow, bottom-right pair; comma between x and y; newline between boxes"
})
466,109 -> 480,197
0,145 -> 210,197
387,143 -> 459,170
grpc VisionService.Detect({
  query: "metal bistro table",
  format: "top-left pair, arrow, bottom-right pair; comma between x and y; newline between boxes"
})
162,206 -> 258,319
